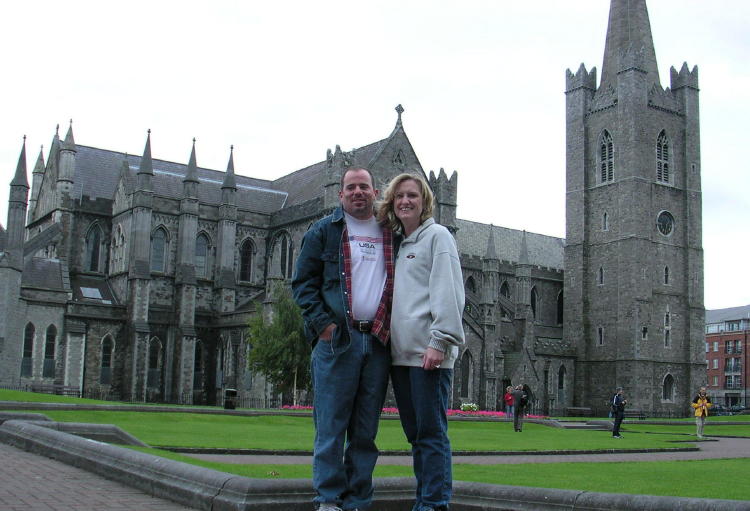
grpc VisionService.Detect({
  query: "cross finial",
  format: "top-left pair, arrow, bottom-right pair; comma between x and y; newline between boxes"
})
396,104 -> 404,120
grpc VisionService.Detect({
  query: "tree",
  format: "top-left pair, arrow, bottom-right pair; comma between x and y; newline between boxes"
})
247,283 -> 310,405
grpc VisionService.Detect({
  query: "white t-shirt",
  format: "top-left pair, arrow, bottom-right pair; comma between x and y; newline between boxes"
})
344,212 -> 386,320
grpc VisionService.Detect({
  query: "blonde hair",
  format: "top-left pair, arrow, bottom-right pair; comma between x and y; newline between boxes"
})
376,173 -> 434,232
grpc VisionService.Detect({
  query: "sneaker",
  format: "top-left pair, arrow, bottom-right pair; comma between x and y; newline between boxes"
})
613,435 -> 622,438
318,505 -> 343,511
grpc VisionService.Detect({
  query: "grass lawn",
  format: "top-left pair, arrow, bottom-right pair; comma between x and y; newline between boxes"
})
21,409 -> 698,452
4,390 -> 750,500
131,446 -> 750,501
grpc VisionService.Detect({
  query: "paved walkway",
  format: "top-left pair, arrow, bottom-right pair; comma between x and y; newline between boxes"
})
184,436 -> 750,466
0,443 -> 191,511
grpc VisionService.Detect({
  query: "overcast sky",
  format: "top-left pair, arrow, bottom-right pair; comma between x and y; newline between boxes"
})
1,0 -> 747,310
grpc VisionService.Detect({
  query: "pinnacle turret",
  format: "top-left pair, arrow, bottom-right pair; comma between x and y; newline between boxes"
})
518,230 -> 529,265
222,145 -> 237,190
12,136 -> 29,188
485,224 -> 498,260
138,130 -> 154,176
62,120 -> 76,152
184,139 -> 199,184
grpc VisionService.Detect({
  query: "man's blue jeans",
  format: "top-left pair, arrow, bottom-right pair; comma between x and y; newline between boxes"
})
391,365 -> 453,511
311,329 -> 390,510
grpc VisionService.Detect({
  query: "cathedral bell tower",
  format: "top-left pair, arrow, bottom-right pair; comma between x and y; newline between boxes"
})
564,0 -> 704,414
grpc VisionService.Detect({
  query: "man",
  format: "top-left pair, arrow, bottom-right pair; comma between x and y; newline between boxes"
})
292,167 -> 395,511
691,386 -> 712,439
511,384 -> 527,432
611,387 -> 627,438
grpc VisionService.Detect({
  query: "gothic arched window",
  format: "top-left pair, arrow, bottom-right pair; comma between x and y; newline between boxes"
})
556,291 -> 564,325
662,374 -> 675,401
664,266 -> 670,285
85,224 -> 105,272
43,325 -> 56,378
194,340 -> 204,390
21,323 -> 35,377
599,130 -> 614,183
239,239 -> 254,282
602,212 -> 609,231
465,276 -> 477,296
101,336 -> 114,385
277,233 -> 294,278
598,266 -> 604,285
195,233 -> 209,279
530,286 -> 538,319
500,281 -> 510,299
459,350 -> 473,398
147,338 -> 162,388
150,228 -> 168,273
656,130 -> 670,183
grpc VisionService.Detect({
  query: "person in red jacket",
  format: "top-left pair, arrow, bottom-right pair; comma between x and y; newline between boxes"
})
503,386 -> 514,418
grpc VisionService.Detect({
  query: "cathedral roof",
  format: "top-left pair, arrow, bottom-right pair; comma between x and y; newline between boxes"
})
456,219 -> 564,270
270,137 -> 390,206
72,145 -> 287,214
21,257 -> 65,290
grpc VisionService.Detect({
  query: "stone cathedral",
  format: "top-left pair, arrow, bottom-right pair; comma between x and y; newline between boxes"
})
0,0 -> 704,415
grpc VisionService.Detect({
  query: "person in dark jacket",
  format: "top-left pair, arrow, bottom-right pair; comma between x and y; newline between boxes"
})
611,387 -> 627,438
292,167 -> 396,511
511,385 -> 527,432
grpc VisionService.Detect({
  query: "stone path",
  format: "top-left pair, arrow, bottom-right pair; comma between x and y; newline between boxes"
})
0,442 -> 191,511
184,436 -> 750,466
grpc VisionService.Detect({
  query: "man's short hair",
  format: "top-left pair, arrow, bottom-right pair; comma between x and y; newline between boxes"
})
340,167 -> 375,189
616,386 -> 623,391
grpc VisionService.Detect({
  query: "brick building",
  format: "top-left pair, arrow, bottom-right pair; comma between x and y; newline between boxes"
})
705,305 -> 750,408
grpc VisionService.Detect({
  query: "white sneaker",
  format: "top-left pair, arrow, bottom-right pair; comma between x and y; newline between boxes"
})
318,505 -> 343,511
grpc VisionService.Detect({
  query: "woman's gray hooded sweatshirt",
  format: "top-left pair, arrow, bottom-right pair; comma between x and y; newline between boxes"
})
391,218 -> 466,368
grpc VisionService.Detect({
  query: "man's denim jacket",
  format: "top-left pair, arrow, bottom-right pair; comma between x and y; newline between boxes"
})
292,207 -> 350,346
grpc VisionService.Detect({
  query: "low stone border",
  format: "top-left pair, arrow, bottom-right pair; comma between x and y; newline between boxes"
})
0,419 -> 746,511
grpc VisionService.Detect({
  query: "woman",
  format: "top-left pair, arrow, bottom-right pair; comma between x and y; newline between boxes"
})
691,387 -> 712,439
378,173 -> 465,511
503,385 -> 514,418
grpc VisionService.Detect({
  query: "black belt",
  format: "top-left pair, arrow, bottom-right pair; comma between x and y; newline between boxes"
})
352,320 -> 373,332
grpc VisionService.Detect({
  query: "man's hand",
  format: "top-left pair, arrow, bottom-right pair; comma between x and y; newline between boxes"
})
422,347 -> 445,370
319,323 -> 336,342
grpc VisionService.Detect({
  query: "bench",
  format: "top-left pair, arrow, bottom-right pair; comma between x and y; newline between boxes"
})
624,409 -> 647,420
566,407 -> 593,417
30,384 -> 81,397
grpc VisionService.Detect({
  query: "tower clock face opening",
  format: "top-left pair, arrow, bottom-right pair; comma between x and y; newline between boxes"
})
657,210 -> 675,236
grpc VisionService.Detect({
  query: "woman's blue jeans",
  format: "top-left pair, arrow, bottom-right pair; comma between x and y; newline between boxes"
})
391,365 -> 453,511
311,330 -> 390,510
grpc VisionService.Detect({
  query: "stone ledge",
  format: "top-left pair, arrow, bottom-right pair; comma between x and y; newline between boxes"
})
0,420 -> 745,511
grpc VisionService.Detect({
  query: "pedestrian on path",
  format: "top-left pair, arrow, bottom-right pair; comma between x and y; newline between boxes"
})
512,385 -> 527,432
503,386 -> 514,419
611,387 -> 627,438
691,386 -> 712,439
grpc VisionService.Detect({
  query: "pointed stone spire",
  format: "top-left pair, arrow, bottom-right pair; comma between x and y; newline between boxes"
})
62,120 -> 76,152
184,138 -> 199,184
485,224 -> 498,260
222,145 -> 237,190
518,230 -> 529,265
600,0 -> 660,91
138,130 -> 154,176
12,136 -> 29,187
33,146 -> 45,175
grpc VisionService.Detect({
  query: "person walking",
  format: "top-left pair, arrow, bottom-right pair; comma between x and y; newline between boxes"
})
379,173 -> 465,511
292,167 -> 395,511
511,385 -> 527,432
691,386 -> 712,439
611,387 -> 627,438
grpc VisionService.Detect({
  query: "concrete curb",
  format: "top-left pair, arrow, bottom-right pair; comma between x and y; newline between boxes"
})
0,419 -> 747,510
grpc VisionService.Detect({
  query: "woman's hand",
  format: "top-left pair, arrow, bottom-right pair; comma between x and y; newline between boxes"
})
422,347 -> 445,370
